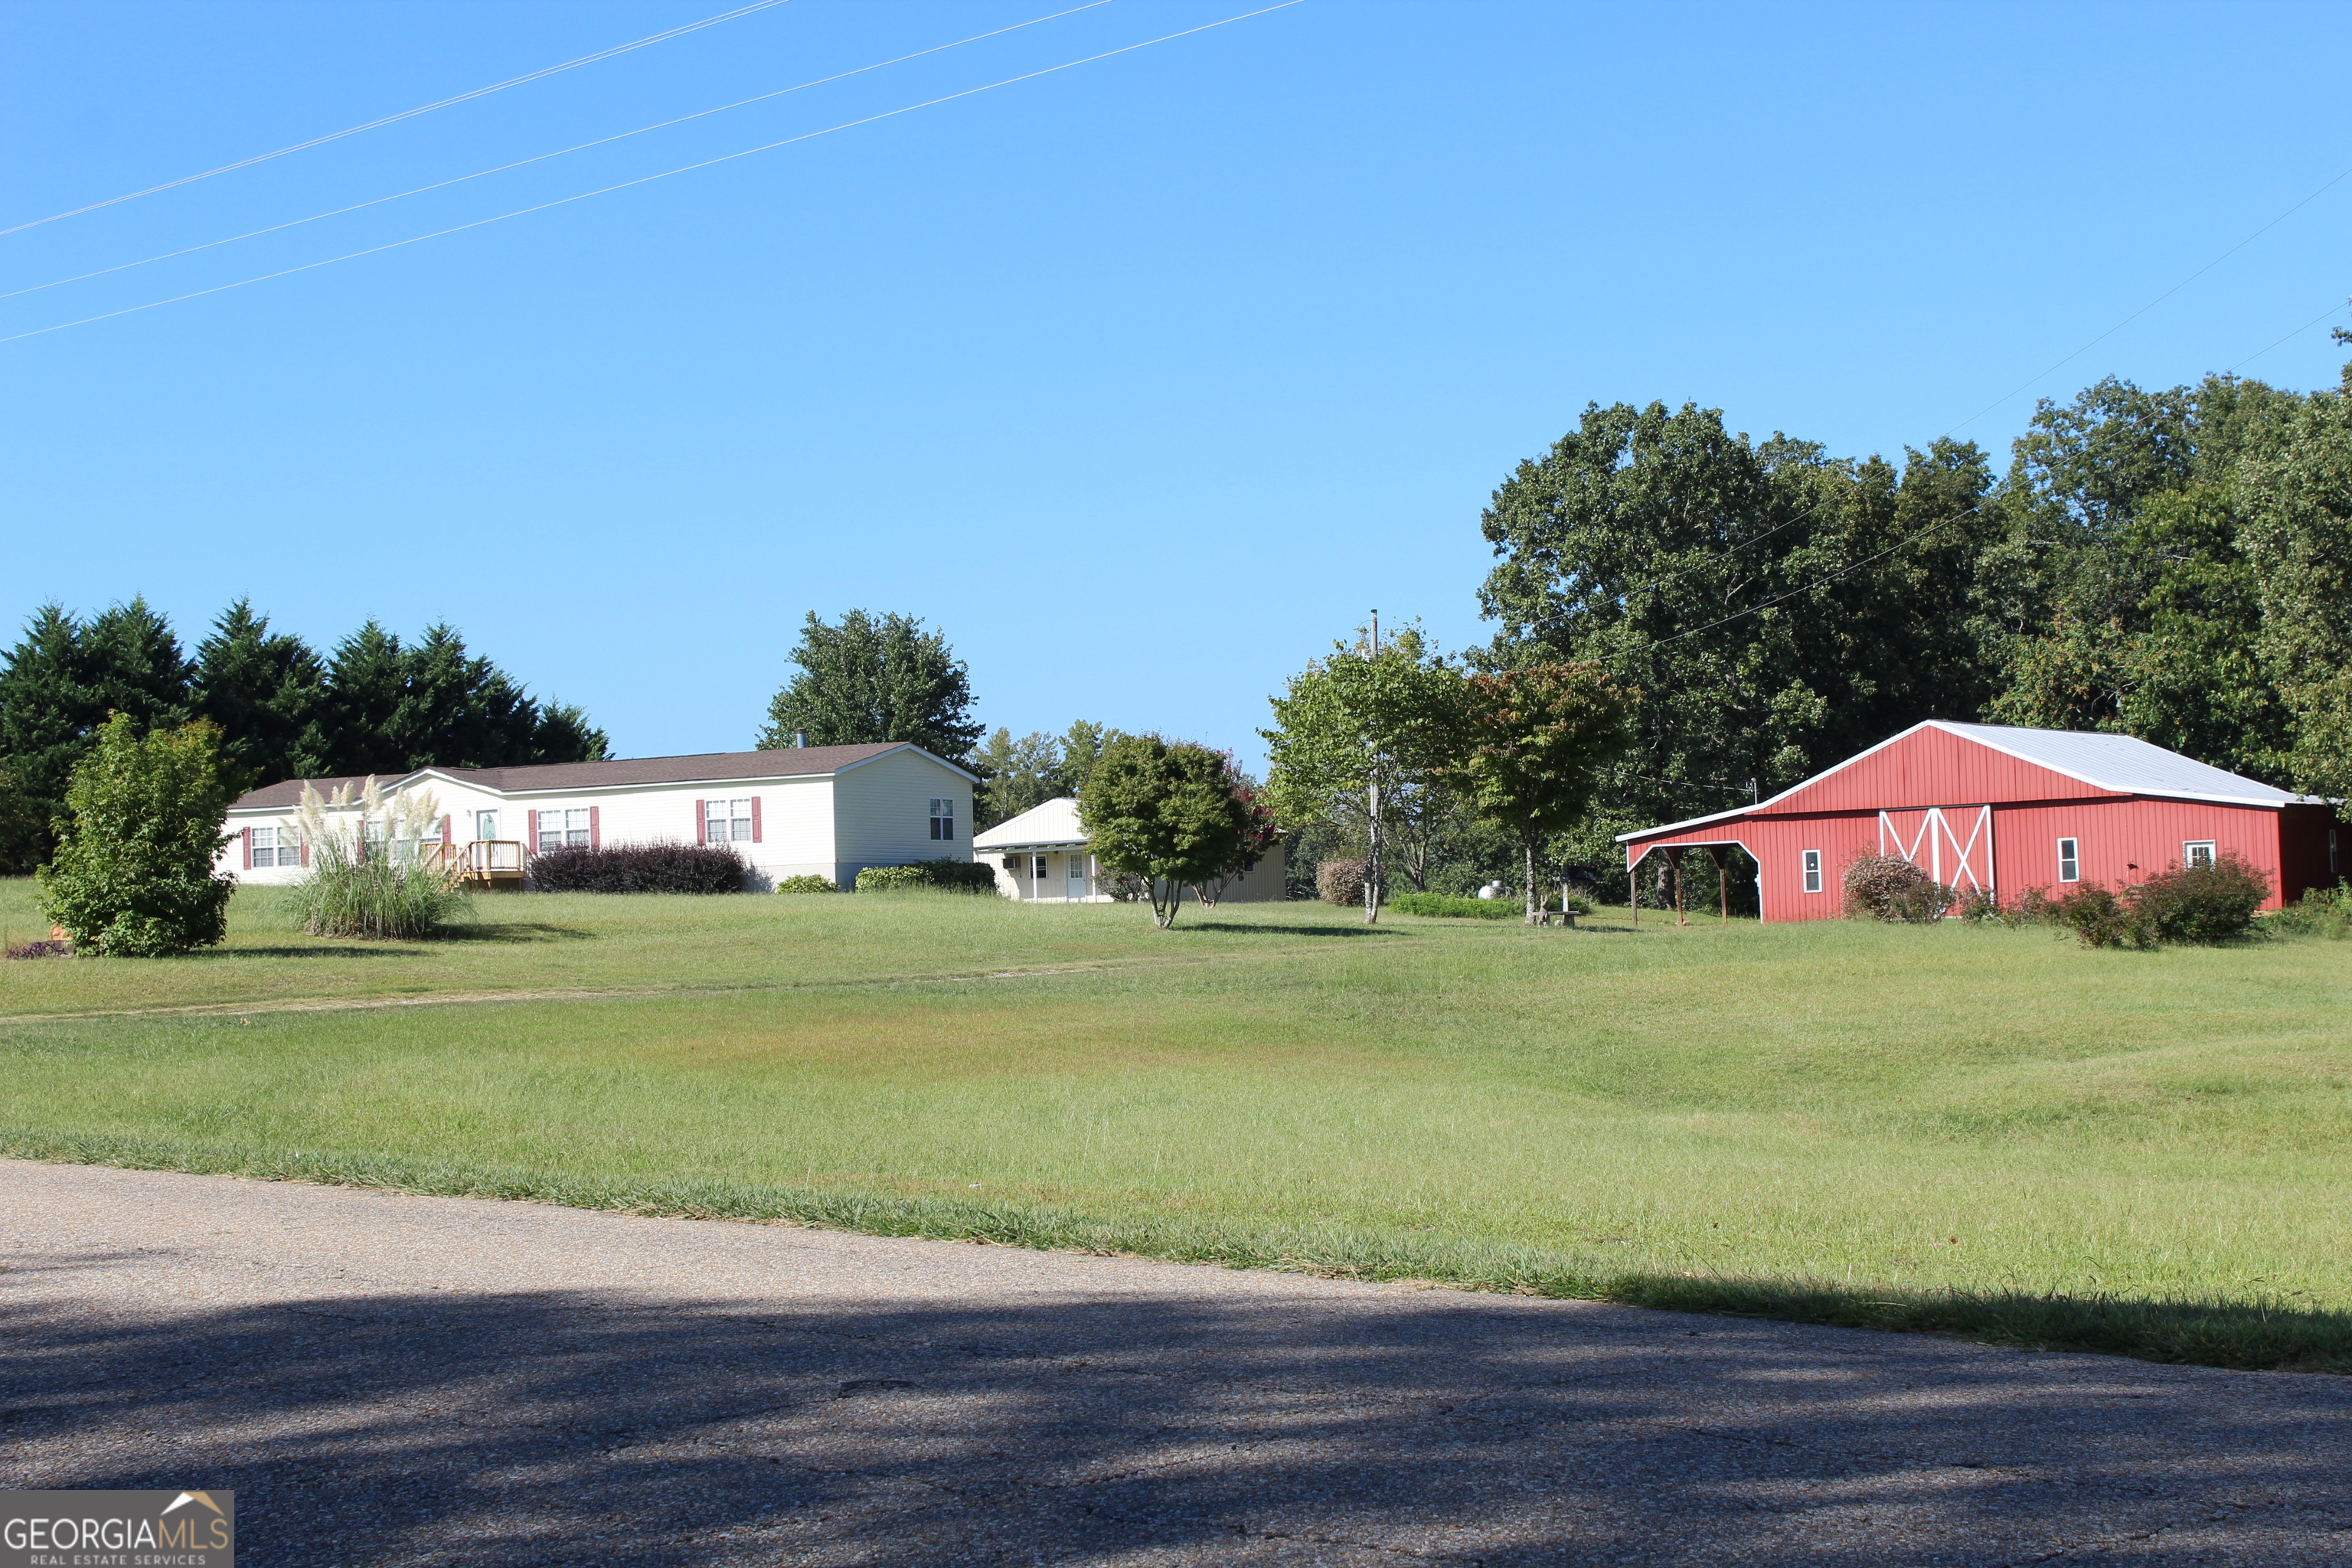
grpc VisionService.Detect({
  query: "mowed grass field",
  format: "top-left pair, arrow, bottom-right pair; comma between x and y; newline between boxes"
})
5,877 -> 2350,1370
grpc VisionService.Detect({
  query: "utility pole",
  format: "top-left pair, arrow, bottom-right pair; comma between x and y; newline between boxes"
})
1364,609 -> 1383,925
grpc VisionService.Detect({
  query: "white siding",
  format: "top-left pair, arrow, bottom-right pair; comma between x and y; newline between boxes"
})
831,748 -> 975,886
503,776 -> 835,889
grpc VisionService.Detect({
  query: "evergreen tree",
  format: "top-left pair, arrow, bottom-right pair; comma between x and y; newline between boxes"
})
757,610 -> 981,760
191,600 -> 332,792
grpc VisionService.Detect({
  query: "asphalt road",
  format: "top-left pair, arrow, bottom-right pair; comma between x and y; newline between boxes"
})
4,1160 -> 2349,1566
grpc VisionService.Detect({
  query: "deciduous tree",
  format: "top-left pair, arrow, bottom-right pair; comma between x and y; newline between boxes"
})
1078,733 -> 1251,929
1439,662 -> 1635,923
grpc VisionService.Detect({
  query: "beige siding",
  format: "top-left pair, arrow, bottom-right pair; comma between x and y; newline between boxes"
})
217,775 -> 508,887
979,841 -> 1289,905
831,748 -> 975,885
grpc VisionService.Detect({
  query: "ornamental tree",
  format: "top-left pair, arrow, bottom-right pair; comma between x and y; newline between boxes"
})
38,714 -> 236,956
1077,733 -> 1252,929
1261,624 -> 1461,923
1439,662 -> 1635,924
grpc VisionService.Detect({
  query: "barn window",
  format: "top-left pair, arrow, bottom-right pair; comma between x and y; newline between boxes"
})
929,798 -> 956,841
2056,838 -> 2079,883
1802,849 -> 1822,893
2183,841 -> 2216,870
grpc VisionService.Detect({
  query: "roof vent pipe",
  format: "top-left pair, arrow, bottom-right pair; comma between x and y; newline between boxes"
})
793,731 -> 808,749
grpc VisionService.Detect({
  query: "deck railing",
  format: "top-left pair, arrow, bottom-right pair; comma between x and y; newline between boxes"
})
420,841 -> 526,880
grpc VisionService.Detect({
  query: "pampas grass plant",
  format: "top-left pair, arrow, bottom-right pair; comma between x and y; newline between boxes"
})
286,777 -> 469,939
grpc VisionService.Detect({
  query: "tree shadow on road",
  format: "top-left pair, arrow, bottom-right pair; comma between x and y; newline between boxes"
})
6,1267 -> 2347,1566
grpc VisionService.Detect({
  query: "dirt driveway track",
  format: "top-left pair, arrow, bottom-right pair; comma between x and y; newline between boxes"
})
4,1161 -> 2350,1566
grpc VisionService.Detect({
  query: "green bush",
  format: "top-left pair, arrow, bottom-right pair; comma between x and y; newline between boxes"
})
38,715 -> 234,957
1388,890 -> 1592,920
773,874 -> 838,894
1841,852 -> 1955,923
2050,883 -> 2151,949
2269,880 -> 2352,939
2131,854 -> 2271,943
854,858 -> 998,893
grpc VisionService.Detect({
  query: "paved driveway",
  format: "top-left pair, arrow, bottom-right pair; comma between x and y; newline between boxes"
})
3,1159 -> 2348,1565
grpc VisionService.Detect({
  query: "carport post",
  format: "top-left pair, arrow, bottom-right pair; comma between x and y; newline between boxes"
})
1628,848 -> 1638,925
1710,846 -> 1729,924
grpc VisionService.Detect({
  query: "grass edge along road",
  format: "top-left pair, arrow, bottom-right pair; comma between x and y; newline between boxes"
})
5,884 -> 2351,1377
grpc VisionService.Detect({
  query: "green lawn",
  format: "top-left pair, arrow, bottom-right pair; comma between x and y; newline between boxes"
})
5,876 -> 2350,1370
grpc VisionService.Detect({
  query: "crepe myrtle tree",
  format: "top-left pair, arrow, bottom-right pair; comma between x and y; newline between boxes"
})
1191,756 -> 1282,907
1077,733 -> 1253,929
1438,662 -> 1635,924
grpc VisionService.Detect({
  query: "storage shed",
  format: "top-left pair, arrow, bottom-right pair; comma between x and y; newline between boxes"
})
972,796 -> 1286,903
1616,721 -> 2343,922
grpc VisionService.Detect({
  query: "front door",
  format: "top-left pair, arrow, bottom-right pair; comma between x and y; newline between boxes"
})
1032,854 -> 1048,900
1067,851 -> 1090,900
475,809 -> 498,841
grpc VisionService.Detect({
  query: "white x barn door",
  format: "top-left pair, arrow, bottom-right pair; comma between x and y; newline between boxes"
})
1878,805 -> 1994,896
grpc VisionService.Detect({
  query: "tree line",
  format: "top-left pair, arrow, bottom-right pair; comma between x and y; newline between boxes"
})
1269,354 -> 2352,910
0,599 -> 607,872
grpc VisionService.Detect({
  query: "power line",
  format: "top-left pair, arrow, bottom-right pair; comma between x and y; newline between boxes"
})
0,2 -> 1308,348
1,0 -> 795,239
2229,296 -> 2351,373
0,1 -> 1115,304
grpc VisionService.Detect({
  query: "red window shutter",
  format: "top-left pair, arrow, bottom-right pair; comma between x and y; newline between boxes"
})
241,827 -> 252,870
751,797 -> 763,844
442,815 -> 452,847
300,836 -> 310,867
526,809 -> 537,851
590,805 -> 601,849
694,799 -> 706,845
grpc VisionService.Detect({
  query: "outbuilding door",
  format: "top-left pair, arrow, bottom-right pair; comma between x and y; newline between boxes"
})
1878,805 -> 1994,896
1067,852 -> 1090,900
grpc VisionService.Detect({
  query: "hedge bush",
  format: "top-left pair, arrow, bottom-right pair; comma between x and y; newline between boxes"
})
1316,858 -> 1366,906
1389,890 -> 1592,920
773,874 -> 838,894
854,858 -> 999,893
1841,852 -> 1956,923
530,842 -> 747,893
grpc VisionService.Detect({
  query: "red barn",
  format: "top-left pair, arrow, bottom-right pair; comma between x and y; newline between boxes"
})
1617,721 -> 2344,922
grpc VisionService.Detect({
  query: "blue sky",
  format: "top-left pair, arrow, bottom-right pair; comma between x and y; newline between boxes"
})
5,0 -> 2349,772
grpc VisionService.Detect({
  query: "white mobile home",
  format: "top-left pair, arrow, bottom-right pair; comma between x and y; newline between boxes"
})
970,796 -> 1286,903
217,742 -> 978,891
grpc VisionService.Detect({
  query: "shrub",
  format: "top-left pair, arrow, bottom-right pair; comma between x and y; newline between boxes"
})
2131,854 -> 2271,944
38,715 -> 235,956
2270,880 -> 2352,939
854,858 -> 998,893
1841,852 -> 1955,924
773,874 -> 838,894
285,778 -> 470,940
1316,858 -> 1367,906
5,939 -> 70,960
2050,882 -> 2151,949
531,842 -> 746,893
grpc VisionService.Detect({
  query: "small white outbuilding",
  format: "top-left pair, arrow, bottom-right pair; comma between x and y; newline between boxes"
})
971,797 -> 1286,903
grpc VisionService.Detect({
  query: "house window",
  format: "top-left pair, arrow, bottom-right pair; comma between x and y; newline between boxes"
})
250,825 -> 301,867
705,798 -> 751,844
2184,841 -> 2216,871
539,808 -> 590,853
930,798 -> 956,841
1802,849 -> 1822,894
2056,838 -> 2079,883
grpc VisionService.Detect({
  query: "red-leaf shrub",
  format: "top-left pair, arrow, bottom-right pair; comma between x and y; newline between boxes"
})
530,842 -> 747,893
1841,852 -> 1956,923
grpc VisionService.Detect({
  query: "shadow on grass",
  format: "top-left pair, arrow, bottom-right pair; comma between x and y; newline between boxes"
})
1183,920 -> 1397,937
203,945 -> 425,960
439,921 -> 599,944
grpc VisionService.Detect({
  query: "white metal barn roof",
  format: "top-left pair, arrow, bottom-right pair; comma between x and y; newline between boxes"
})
972,797 -> 1089,851
1931,723 -> 2307,806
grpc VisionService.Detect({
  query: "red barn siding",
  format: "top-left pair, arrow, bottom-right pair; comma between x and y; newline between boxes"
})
1761,726 -> 2122,815
1624,724 -> 2337,923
